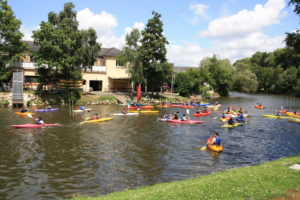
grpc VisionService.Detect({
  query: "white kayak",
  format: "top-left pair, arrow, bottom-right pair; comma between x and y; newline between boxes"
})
110,113 -> 139,116
73,108 -> 92,113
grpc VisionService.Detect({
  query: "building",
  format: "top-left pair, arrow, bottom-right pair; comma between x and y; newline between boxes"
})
18,41 -> 131,92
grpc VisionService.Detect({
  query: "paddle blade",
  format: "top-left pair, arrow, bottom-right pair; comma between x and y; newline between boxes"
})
200,146 -> 207,151
27,114 -> 33,118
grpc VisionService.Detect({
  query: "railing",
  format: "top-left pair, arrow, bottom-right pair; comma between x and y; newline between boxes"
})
22,62 -> 38,69
89,66 -> 106,72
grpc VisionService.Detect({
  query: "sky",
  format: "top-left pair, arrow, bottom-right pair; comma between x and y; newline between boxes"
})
8,0 -> 299,67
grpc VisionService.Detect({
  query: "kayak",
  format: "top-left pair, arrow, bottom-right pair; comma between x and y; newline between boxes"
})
286,112 -> 300,118
73,108 -> 92,113
207,137 -> 223,152
128,106 -> 154,109
288,117 -> 300,123
169,104 -> 183,107
80,117 -> 113,124
11,123 -> 58,128
129,110 -> 159,113
181,105 -> 195,109
255,105 -> 265,109
193,111 -> 211,117
35,108 -> 59,112
15,112 -> 35,116
236,117 -> 246,122
207,104 -> 221,108
262,114 -> 288,119
166,119 -> 204,124
157,118 -> 169,122
220,116 -> 230,122
111,112 -> 139,115
221,123 -> 243,128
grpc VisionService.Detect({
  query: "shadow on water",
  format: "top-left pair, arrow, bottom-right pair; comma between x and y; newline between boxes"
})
0,92 -> 299,199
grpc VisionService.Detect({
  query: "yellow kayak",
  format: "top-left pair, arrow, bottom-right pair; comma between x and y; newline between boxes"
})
286,112 -> 300,118
288,117 -> 300,123
15,112 -> 35,116
262,114 -> 288,119
80,117 -> 113,124
221,123 -> 243,128
129,110 -> 159,113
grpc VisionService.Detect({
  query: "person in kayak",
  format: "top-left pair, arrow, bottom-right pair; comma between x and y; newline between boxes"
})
228,117 -> 235,125
211,133 -> 221,146
227,107 -> 231,113
79,105 -> 85,110
164,113 -> 171,119
20,107 -> 28,113
121,108 -> 127,114
181,114 -> 187,121
46,105 -> 52,109
276,110 -> 281,116
237,113 -> 245,121
174,112 -> 179,120
221,112 -> 226,118
35,117 -> 45,125
91,114 -> 100,120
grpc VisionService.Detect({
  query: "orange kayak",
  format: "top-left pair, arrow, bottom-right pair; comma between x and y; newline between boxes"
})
255,105 -> 264,109
207,137 -> 223,152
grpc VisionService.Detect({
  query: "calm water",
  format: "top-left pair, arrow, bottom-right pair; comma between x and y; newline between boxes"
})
0,92 -> 299,200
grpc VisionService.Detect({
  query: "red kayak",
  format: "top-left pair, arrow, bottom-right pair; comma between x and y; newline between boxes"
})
181,105 -> 195,109
193,111 -> 211,117
166,119 -> 203,124
11,124 -> 58,128
169,104 -> 183,107
128,106 -> 154,109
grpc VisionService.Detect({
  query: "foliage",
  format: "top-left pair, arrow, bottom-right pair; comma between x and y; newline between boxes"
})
77,94 -> 118,104
118,29 -> 144,84
233,47 -> 300,96
285,0 -> 300,53
174,72 -> 194,96
0,99 -> 9,107
139,11 -> 172,92
74,155 -> 300,200
0,0 -> 26,84
32,3 -> 100,103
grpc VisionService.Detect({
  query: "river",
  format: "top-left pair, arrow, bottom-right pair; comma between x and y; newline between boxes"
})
0,92 -> 299,199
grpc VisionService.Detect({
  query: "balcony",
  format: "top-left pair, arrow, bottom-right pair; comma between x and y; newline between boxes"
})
88,66 -> 106,73
6,62 -> 37,69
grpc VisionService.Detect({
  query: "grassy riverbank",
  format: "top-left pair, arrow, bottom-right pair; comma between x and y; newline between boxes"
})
74,155 -> 300,200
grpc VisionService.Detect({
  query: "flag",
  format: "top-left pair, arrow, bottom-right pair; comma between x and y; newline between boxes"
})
137,83 -> 142,102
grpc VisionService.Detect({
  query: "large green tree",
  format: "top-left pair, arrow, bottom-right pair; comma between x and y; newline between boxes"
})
199,56 -> 233,96
139,11 -> 172,92
0,0 -> 26,85
285,0 -> 300,53
32,2 -> 100,102
118,28 -> 144,86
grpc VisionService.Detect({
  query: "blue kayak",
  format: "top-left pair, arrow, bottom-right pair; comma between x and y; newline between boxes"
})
236,117 -> 246,122
35,108 -> 59,112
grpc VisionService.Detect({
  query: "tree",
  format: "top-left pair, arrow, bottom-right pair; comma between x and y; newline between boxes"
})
199,55 -> 233,96
118,29 -> 144,86
0,0 -> 26,85
174,72 -> 194,97
232,69 -> 258,93
32,3 -> 100,103
285,0 -> 300,53
139,11 -> 172,92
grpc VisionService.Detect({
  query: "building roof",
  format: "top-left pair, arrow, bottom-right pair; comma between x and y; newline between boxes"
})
23,40 -> 121,57
173,66 -> 198,73
99,48 -> 121,57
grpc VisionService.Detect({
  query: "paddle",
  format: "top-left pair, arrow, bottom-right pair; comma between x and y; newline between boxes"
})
27,113 -> 34,119
200,146 -> 207,151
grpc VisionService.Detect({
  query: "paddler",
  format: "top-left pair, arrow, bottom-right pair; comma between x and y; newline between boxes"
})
209,133 -> 221,146
79,105 -> 85,110
121,108 -> 127,114
181,114 -> 187,121
91,114 -> 100,120
228,117 -> 235,125
35,116 -> 45,125
20,107 -> 28,113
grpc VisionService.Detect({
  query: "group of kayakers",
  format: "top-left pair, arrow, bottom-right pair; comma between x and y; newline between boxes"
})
19,106 -> 48,125
161,112 -> 190,121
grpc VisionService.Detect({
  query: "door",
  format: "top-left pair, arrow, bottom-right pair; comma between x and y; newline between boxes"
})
89,80 -> 102,91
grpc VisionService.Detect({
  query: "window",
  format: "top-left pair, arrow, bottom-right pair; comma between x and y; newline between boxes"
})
24,76 -> 38,83
116,60 -> 125,67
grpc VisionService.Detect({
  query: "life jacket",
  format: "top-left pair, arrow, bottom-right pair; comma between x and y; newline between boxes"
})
215,137 -> 221,145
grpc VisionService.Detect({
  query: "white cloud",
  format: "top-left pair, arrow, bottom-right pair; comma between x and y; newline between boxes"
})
190,4 -> 210,17
167,32 -> 285,67
21,25 -> 37,41
77,8 -> 144,48
200,0 -> 285,38
188,3 -> 210,25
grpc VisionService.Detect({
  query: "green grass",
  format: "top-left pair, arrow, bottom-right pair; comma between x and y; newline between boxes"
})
0,99 -> 9,107
73,155 -> 300,200
77,95 -> 118,104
